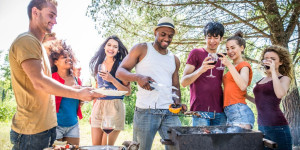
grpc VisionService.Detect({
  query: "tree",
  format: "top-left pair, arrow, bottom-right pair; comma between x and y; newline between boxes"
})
0,51 -> 13,102
87,0 -> 300,146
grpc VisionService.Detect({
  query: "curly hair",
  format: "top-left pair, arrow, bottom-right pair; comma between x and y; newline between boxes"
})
49,40 -> 75,74
260,45 -> 292,79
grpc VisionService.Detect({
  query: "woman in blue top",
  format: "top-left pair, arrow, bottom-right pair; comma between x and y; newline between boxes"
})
89,35 -> 131,146
50,40 -> 82,145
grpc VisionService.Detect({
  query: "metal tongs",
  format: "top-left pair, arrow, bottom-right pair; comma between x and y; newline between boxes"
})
149,81 -> 178,91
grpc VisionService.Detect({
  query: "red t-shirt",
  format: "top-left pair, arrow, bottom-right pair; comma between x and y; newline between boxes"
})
186,48 -> 224,113
223,61 -> 252,107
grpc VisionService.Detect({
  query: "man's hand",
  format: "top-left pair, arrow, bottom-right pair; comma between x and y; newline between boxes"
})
198,57 -> 215,73
77,87 -> 105,101
137,75 -> 155,91
180,104 -> 187,112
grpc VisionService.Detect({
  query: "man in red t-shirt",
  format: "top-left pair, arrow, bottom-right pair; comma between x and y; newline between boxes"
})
181,22 -> 226,126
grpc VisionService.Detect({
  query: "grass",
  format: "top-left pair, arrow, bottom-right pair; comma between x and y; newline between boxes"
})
0,121 -> 164,150
0,122 -> 13,150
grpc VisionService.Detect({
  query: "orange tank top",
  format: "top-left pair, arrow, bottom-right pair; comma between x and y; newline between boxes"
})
223,61 -> 252,107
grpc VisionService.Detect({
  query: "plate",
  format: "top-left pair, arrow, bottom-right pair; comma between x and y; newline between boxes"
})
92,89 -> 128,96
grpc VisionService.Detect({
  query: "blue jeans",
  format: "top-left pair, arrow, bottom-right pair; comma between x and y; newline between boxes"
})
10,127 -> 56,150
224,103 -> 255,128
192,111 -> 226,126
259,125 -> 292,150
133,107 -> 181,150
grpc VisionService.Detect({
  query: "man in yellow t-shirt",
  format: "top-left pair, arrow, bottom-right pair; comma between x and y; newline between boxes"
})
9,0 -> 104,149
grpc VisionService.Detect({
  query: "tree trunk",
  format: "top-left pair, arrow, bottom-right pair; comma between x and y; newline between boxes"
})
2,90 -> 5,102
282,68 -> 300,147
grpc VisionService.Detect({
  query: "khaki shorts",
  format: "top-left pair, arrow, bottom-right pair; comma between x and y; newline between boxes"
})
91,99 -> 125,130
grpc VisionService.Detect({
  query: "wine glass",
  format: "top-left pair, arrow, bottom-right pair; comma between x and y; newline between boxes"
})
98,64 -> 108,86
261,59 -> 270,70
81,77 -> 92,104
206,53 -> 218,78
216,49 -> 227,70
102,116 -> 115,150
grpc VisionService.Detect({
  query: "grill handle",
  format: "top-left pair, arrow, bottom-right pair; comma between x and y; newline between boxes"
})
263,138 -> 278,149
160,139 -> 175,145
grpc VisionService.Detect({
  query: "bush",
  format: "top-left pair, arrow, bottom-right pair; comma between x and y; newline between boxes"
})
80,102 -> 93,122
0,99 -> 16,122
124,82 -> 137,124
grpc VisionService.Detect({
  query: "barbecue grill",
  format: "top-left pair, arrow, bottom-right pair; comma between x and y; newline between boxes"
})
161,126 -> 277,150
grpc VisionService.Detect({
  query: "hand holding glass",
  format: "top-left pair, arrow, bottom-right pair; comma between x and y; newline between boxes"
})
217,50 -> 227,70
98,64 -> 108,86
206,53 -> 218,78
261,60 -> 271,70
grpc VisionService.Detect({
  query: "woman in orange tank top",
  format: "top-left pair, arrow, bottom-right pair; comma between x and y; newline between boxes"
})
219,31 -> 254,129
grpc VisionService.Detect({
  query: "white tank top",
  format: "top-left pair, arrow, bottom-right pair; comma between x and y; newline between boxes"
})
135,42 -> 176,109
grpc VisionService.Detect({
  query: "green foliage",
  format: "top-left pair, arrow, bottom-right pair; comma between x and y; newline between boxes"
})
123,82 -> 137,124
0,51 -> 13,102
0,99 -> 16,122
80,102 -> 93,122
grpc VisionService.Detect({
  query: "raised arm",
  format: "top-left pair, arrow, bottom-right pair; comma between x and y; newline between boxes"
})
181,57 -> 214,87
219,53 -> 250,91
272,74 -> 291,99
267,59 -> 291,99
21,59 -> 104,101
116,43 -> 154,90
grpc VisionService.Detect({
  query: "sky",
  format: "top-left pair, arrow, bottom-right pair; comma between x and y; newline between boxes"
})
0,0 -> 103,82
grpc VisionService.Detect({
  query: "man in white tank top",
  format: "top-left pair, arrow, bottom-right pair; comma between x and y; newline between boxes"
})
116,17 -> 187,150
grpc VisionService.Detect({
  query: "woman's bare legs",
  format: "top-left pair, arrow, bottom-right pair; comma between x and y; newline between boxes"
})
91,127 -> 104,145
101,130 -> 121,145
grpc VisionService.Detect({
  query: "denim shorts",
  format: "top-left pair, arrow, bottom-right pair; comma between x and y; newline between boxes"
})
10,127 -> 56,150
259,125 -> 292,150
224,103 -> 254,128
56,122 -> 80,139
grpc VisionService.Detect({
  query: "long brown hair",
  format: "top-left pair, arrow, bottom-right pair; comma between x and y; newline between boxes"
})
260,45 -> 292,79
89,35 -> 128,78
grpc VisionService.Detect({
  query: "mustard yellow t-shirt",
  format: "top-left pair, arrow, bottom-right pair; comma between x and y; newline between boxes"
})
9,32 -> 57,134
